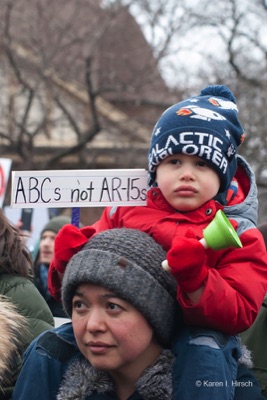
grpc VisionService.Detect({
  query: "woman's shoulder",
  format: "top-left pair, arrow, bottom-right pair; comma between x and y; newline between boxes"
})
0,273 -> 54,335
0,273 -> 32,296
0,272 -> 28,284
12,323 -> 78,400
0,273 -> 41,301
35,323 -> 77,361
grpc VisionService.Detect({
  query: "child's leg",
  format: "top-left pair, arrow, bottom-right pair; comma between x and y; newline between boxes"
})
172,327 -> 241,400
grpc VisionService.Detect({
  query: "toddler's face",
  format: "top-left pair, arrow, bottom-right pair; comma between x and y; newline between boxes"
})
156,154 -> 220,211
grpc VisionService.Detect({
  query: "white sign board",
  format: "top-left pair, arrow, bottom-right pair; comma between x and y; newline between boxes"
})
11,169 -> 148,208
0,158 -> 12,207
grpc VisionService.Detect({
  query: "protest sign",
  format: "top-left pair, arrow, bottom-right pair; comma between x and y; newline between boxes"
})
11,169 -> 148,208
0,158 -> 12,207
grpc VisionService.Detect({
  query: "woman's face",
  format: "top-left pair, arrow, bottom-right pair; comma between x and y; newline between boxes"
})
72,283 -> 161,378
39,230 -> 56,264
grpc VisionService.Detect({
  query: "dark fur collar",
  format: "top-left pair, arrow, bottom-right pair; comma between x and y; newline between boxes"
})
57,350 -> 174,399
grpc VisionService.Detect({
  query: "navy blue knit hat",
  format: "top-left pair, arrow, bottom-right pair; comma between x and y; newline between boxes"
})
148,85 -> 245,192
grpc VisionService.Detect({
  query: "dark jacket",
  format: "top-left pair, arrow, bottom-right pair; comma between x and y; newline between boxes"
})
241,302 -> 267,398
34,262 -> 67,317
240,222 -> 267,398
12,323 -> 265,400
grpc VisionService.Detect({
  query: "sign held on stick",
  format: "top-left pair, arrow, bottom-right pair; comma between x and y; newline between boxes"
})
11,169 -> 148,208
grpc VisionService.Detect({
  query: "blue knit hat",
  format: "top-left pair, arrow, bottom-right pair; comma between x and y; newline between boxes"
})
148,85 -> 245,192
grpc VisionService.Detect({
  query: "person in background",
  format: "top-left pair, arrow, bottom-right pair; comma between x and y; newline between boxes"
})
241,222 -> 267,398
33,215 -> 71,317
0,297 -> 27,398
13,228 -> 265,400
0,208 -> 54,399
48,85 -> 267,399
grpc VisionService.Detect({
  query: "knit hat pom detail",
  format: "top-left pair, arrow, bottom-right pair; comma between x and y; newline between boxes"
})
200,85 -> 237,103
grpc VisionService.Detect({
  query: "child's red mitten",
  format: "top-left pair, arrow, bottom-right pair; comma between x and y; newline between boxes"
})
48,224 -> 96,300
166,232 -> 208,293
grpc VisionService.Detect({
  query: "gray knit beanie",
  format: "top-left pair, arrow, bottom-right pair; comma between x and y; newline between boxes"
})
62,228 -> 178,346
41,215 -> 71,235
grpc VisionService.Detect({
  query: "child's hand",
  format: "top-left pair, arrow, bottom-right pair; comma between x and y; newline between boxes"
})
53,225 -> 96,272
48,224 -> 96,301
166,230 -> 208,293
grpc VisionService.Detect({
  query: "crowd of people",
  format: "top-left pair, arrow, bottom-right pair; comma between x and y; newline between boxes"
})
1,85 -> 267,400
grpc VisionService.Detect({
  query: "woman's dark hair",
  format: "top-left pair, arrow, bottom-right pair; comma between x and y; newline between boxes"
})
0,210 -> 33,277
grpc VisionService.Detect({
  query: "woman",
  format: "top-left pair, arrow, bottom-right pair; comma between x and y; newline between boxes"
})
13,228 -> 264,399
0,209 -> 54,398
